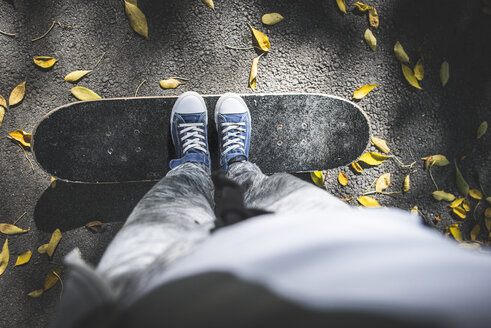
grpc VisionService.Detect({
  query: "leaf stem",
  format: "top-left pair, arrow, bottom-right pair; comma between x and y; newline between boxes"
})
93,51 -> 107,69
170,76 -> 190,81
15,143 -> 34,172
134,79 -> 147,97
429,166 -> 439,190
32,20 -> 56,42
225,44 -> 254,50
363,178 -> 377,194
363,190 -> 402,196
0,29 -> 15,37
52,271 -> 64,300
390,154 -> 416,169
13,212 -> 27,225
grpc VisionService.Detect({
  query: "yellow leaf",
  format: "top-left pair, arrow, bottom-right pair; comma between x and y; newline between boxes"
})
8,130 -> 32,148
485,208 -> 491,219
27,289 -> 44,298
44,267 -> 62,291
71,86 -> 102,101
0,223 -> 29,235
462,199 -> 471,212
449,198 -> 465,208
64,70 -> 92,83
410,205 -> 419,215
50,176 -> 56,189
0,95 -> 6,108
351,161 -> 363,173
448,224 -> 462,242
364,29 -> 376,51
358,152 -> 388,166
477,121 -> 487,139
15,250 -> 32,266
9,81 -> 26,107
421,154 -> 449,167
249,56 -> 260,91
0,107 -> 4,128
393,41 -> 410,63
375,173 -> 391,192
0,239 -> 8,276
262,13 -> 284,25
403,174 -> 410,192
440,61 -> 449,87
414,59 -> 424,81
354,2 -> 372,11
160,78 -> 184,89
452,206 -> 466,219
248,23 -> 270,52
336,0 -> 347,13
38,243 -> 48,254
369,7 -> 379,28
33,56 -> 58,68
432,190 -> 456,202
338,172 -> 348,186
310,171 -> 325,188
469,189 -> 483,200
370,136 -> 390,154
470,225 -> 480,241
357,196 -> 380,207
202,0 -> 214,10
125,1 -> 148,39
402,64 -> 422,89
487,197 -> 491,205
126,0 -> 137,4
353,84 -> 378,100
455,161 -> 469,197
47,229 -> 62,258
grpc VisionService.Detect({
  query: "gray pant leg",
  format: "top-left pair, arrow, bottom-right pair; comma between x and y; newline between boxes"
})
96,162 -> 215,300
226,161 -> 348,212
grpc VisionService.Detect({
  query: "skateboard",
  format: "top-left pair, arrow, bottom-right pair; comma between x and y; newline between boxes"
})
32,93 -> 370,183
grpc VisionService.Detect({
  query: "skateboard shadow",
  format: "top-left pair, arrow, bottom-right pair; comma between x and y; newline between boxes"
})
33,181 -> 155,232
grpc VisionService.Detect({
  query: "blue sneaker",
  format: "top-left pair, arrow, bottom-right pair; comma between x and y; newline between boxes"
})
169,91 -> 211,170
215,93 -> 251,172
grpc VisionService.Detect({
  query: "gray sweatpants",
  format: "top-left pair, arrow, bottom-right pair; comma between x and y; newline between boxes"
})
96,161 -> 346,302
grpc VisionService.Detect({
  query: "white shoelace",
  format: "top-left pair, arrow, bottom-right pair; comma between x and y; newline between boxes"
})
221,122 -> 246,155
178,123 -> 207,154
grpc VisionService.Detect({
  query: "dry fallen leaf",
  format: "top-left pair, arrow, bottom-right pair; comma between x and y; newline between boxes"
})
370,137 -> 390,154
310,171 -> 325,188
470,225 -> 480,241
487,197 -> 491,205
358,152 -> 388,166
0,107 -> 4,128
485,207 -> 491,219
393,41 -> 410,63
160,78 -> 184,89
50,176 -> 56,188
8,130 -> 32,148
248,23 -> 270,52
125,0 -> 148,39
353,84 -> 378,100
47,229 -> 62,258
351,161 -> 364,173
249,56 -> 260,91
37,243 -> 48,254
432,190 -> 456,202
27,289 -> 44,298
336,0 -> 347,13
44,267 -> 62,291
0,224 -> 29,235
477,121 -> 488,139
422,155 -> 450,167
0,239 -> 8,276
64,70 -> 92,83
0,95 -> 6,108
453,206 -> 466,219
440,61 -> 449,86
448,224 -> 462,242
462,199 -> 471,212
357,196 -> 380,207
403,174 -> 410,192
402,64 -> 422,90
202,0 -> 214,10
375,173 -> 391,192
15,250 -> 32,266
414,59 -> 424,81
449,198 -> 465,208
455,161 -> 469,197
71,86 -> 102,101
435,215 -> 441,221
354,2 -> 372,11
410,206 -> 419,215
364,29 -> 376,51
33,56 -> 58,68
369,7 -> 379,28
469,189 -> 483,200
338,172 -> 348,186
9,81 -> 26,107
86,221 -> 103,233
262,13 -> 284,25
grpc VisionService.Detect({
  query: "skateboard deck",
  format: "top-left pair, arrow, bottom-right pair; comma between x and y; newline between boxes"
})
32,93 -> 370,183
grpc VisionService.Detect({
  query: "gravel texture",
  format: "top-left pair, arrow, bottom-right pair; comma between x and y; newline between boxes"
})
0,0 -> 490,326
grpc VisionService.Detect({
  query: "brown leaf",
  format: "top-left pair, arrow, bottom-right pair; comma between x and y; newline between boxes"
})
9,81 -> 26,107
369,7 -> 379,28
375,173 -> 391,192
125,0 -> 149,39
0,223 -> 29,235
248,23 -> 270,52
202,0 -> 214,10
86,221 -> 103,233
33,56 -> 58,68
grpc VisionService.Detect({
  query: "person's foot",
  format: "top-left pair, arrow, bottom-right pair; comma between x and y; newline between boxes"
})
169,91 -> 211,170
215,93 -> 251,172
